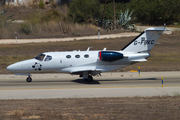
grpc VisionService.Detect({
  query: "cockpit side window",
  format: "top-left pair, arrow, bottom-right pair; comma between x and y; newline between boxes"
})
44,55 -> 52,61
35,54 -> 45,61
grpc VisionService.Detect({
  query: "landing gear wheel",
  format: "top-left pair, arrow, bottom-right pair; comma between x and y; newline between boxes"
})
86,75 -> 93,82
26,76 -> 32,82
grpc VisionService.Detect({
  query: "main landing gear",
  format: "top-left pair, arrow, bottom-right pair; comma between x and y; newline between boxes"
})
26,76 -> 32,82
80,72 -> 95,82
84,75 -> 93,82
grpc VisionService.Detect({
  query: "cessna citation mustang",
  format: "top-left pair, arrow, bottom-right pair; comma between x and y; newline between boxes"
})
7,27 -> 168,82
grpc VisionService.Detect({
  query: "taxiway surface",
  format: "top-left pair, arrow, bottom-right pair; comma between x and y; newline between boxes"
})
0,72 -> 180,99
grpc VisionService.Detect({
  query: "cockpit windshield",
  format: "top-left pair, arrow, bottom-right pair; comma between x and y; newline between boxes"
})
44,55 -> 52,61
35,54 -> 45,61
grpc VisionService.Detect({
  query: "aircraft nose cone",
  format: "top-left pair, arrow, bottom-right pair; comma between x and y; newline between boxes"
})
6,59 -> 35,73
7,63 -> 20,72
6,64 -> 15,72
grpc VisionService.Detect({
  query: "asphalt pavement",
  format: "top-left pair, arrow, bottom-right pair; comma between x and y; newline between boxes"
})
0,72 -> 180,99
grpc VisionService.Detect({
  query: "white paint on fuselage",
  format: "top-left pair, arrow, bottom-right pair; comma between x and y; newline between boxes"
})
7,50 -> 150,74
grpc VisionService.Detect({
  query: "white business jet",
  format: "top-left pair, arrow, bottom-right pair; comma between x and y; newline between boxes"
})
7,27 -> 167,82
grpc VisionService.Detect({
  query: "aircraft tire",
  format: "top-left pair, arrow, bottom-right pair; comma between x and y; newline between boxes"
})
86,75 -> 93,82
26,76 -> 32,82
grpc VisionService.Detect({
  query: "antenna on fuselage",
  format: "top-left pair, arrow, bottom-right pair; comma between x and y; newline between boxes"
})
87,47 -> 93,51
103,48 -> 107,51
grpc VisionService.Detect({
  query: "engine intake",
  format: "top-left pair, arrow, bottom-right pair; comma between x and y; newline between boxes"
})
99,51 -> 123,62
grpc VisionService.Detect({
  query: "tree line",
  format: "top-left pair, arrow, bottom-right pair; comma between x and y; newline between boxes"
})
68,0 -> 180,25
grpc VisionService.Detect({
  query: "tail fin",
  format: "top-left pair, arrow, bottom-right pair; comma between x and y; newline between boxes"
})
121,27 -> 166,53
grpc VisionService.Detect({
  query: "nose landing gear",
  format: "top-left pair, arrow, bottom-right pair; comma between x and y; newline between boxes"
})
26,76 -> 32,82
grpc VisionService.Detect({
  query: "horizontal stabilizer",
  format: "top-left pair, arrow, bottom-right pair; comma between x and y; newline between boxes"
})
130,58 -> 147,62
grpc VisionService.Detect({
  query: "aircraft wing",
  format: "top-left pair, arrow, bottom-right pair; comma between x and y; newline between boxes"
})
61,66 -> 102,76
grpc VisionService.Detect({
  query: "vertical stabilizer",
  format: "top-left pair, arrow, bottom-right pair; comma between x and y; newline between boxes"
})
121,27 -> 166,53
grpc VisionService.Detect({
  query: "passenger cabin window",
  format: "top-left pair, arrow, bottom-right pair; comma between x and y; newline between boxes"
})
75,55 -> 80,58
84,54 -> 89,58
66,55 -> 71,59
44,55 -> 52,61
35,54 -> 45,61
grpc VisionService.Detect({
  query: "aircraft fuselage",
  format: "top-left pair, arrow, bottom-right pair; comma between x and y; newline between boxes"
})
7,50 -> 149,74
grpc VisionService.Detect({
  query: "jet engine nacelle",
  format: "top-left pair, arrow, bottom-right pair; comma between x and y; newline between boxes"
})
99,51 -> 123,62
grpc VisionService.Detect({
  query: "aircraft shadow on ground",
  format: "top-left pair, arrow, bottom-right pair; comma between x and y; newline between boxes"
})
136,78 -> 158,80
32,78 -> 158,84
33,79 -> 100,84
71,79 -> 100,84
97,78 -> 158,82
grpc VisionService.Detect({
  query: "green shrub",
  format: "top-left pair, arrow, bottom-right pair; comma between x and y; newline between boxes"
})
99,2 -> 130,20
41,8 -> 64,22
99,0 -> 180,25
68,0 -> 101,23
130,0 -> 180,25
27,12 -> 42,25
38,0 -> 45,9
71,32 -> 81,36
19,23 -> 31,35
118,9 -> 134,29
